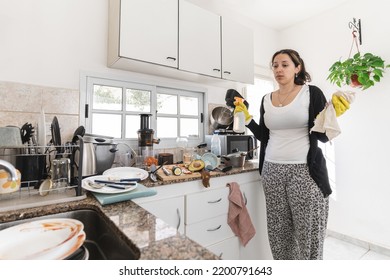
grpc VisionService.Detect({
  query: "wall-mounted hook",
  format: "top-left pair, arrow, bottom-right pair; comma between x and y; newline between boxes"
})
349,18 -> 362,45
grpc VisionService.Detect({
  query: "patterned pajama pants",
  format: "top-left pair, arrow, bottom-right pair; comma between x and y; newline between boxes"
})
261,161 -> 329,260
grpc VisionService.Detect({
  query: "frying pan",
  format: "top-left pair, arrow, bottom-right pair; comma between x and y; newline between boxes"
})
71,126 -> 85,144
51,116 -> 62,154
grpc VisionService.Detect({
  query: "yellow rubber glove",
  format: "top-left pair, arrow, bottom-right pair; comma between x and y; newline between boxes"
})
234,101 -> 252,122
332,94 -> 350,117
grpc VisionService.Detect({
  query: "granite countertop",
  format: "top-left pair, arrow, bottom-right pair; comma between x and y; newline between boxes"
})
0,161 -> 259,260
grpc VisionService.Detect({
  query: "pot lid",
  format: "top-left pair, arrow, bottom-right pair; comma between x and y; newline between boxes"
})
83,133 -> 114,144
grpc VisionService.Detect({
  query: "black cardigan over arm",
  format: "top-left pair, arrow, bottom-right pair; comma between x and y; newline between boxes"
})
246,85 -> 332,197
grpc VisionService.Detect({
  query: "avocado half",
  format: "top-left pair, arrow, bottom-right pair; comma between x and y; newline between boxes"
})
188,159 -> 205,172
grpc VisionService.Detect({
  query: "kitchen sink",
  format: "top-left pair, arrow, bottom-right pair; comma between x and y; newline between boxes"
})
0,209 -> 140,260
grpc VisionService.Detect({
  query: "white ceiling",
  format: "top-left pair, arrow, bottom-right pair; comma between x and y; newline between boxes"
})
187,0 -> 350,30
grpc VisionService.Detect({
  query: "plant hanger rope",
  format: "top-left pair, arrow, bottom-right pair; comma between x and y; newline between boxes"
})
348,30 -> 360,58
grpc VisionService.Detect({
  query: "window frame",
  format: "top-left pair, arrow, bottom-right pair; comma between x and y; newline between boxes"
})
79,72 -> 206,148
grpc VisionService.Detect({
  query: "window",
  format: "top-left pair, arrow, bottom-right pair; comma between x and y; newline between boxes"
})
244,75 -> 274,130
81,75 -> 205,147
156,87 -> 201,139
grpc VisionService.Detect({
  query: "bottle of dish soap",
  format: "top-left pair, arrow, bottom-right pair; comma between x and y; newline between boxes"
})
233,97 -> 245,134
210,132 -> 221,156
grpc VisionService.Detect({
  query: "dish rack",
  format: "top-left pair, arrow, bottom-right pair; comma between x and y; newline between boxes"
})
0,137 -> 87,212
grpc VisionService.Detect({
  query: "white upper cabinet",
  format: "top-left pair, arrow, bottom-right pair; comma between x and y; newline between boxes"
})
108,0 -> 254,84
221,17 -> 254,84
108,0 -> 178,68
178,0 -> 222,78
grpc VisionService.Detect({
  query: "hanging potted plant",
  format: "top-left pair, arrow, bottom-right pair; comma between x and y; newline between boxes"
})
327,52 -> 390,90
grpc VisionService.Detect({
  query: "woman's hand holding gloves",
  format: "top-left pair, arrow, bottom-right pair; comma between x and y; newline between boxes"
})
234,100 -> 253,123
331,91 -> 356,117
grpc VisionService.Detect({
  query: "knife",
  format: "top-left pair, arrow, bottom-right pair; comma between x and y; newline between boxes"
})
119,178 -> 141,182
94,179 -> 137,186
104,184 -> 136,190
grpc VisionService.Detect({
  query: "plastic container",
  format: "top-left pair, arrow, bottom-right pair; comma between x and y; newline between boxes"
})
210,133 -> 221,156
233,97 -> 246,133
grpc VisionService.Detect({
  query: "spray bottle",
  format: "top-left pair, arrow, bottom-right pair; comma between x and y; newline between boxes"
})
233,97 -> 245,133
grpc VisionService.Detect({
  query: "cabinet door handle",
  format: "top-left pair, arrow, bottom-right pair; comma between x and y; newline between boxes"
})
208,198 -> 222,204
213,68 -> 221,72
243,192 -> 248,206
207,225 -> 222,231
223,71 -> 231,75
166,56 -> 176,61
176,208 -> 181,230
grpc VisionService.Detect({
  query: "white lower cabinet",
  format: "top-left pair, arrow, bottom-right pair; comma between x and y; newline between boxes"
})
207,236 -> 240,260
138,196 -> 185,234
185,187 -> 240,259
133,171 -> 272,259
186,214 -> 234,247
186,187 -> 230,224
239,182 -> 273,259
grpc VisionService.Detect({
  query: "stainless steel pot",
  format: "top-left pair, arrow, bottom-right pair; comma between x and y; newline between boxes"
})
221,152 -> 246,167
210,106 -> 233,130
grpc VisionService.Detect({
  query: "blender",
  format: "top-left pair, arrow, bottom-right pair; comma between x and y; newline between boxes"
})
137,114 -> 160,158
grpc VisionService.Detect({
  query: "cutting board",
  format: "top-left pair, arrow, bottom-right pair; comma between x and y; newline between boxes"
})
155,164 -> 217,182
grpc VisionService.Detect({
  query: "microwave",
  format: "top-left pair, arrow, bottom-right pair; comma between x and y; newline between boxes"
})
205,134 -> 258,160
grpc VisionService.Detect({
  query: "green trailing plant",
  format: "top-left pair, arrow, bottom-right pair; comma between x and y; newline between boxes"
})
327,52 -> 390,90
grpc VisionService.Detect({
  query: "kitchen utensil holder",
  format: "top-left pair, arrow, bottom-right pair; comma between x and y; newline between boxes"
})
0,139 -> 85,212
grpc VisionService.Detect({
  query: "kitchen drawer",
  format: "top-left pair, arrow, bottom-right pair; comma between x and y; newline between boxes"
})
207,236 -> 240,260
186,187 -> 230,224
186,214 -> 234,247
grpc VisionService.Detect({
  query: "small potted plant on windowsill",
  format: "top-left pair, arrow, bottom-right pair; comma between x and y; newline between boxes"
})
327,52 -> 390,90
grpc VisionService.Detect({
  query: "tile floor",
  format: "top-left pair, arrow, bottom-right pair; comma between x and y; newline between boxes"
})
324,236 -> 390,260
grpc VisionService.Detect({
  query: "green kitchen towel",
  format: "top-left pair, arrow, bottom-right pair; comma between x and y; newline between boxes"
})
92,183 -> 157,205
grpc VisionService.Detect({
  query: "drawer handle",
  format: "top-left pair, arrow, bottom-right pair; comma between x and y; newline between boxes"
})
166,56 -> 176,61
207,225 -> 222,231
176,208 -> 181,230
208,198 -> 222,204
243,192 -> 248,206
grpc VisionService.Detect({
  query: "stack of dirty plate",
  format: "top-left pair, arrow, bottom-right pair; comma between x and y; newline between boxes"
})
0,218 -> 87,260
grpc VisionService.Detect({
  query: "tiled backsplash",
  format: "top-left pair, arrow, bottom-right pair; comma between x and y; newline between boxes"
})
0,81 -> 79,143
0,81 -> 185,167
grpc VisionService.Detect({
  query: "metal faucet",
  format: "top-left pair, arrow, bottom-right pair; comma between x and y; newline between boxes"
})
0,159 -> 18,181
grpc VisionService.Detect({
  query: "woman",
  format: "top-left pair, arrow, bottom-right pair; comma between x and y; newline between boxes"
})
235,49 -> 334,260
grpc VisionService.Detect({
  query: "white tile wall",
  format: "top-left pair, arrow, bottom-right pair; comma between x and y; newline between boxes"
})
0,81 -> 79,143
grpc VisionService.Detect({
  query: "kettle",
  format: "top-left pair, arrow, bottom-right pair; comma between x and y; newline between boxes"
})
73,142 -> 97,177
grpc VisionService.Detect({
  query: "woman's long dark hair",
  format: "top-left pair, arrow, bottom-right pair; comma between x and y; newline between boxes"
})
271,49 -> 311,85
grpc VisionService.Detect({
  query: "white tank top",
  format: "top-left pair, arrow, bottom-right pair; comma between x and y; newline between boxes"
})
264,84 -> 310,164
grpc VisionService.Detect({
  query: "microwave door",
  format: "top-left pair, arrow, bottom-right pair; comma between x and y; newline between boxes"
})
227,135 -> 246,154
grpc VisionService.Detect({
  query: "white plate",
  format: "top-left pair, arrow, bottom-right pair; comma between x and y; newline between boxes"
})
102,167 -> 149,181
0,218 -> 84,260
201,152 -> 218,169
82,175 -> 138,194
42,230 -> 86,260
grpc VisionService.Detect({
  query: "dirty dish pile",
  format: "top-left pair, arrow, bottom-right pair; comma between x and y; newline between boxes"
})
82,175 -> 139,194
0,218 -> 85,260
